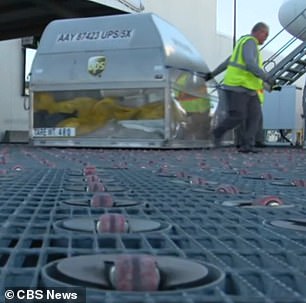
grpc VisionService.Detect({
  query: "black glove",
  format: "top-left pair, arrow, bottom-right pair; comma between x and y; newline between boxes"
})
272,85 -> 282,91
204,72 -> 213,81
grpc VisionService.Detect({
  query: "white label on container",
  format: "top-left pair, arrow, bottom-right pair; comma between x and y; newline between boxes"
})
33,128 -> 76,137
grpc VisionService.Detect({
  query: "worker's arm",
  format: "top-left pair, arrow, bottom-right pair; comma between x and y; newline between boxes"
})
243,39 -> 271,83
211,57 -> 230,77
204,57 -> 230,81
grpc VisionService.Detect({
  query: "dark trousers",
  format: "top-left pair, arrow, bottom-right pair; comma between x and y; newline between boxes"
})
213,90 -> 261,148
235,109 -> 264,146
255,113 -> 265,143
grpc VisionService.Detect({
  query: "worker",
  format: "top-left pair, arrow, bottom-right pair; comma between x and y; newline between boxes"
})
205,22 -> 274,153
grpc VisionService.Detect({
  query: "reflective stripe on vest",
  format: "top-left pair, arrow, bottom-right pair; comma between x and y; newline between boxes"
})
224,35 -> 264,91
177,93 -> 210,113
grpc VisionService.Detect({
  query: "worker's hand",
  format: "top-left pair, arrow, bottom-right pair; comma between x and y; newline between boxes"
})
204,72 -> 213,81
264,77 -> 277,92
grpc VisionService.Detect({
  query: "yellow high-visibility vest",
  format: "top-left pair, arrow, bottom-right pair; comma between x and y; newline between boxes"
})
224,35 -> 264,91
175,73 -> 210,113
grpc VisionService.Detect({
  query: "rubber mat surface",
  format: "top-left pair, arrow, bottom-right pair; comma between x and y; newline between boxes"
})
0,145 -> 306,302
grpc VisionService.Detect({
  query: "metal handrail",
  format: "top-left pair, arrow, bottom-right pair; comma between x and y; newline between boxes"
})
262,7 -> 306,69
117,0 -> 144,12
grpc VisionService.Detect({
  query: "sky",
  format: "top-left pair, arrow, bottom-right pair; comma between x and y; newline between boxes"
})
217,0 -> 294,53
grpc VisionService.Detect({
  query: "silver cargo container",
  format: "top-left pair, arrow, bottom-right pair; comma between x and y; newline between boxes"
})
29,13 -> 211,148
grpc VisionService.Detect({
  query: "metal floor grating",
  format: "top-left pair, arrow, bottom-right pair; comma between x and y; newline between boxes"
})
0,145 -> 306,302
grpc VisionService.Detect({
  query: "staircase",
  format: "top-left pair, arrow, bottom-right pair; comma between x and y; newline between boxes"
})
266,41 -> 306,86
261,6 -> 306,86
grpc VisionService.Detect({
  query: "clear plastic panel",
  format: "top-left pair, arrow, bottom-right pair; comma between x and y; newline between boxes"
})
169,69 -> 211,140
32,88 -> 165,139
